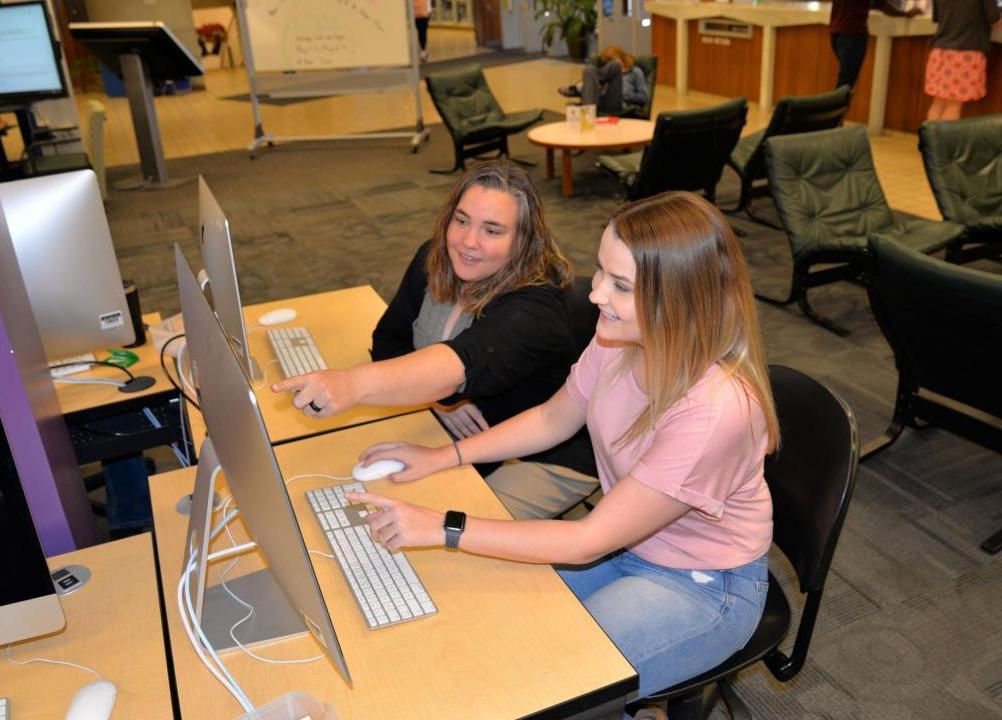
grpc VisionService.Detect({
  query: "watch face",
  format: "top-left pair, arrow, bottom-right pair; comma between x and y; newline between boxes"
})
444,510 -> 466,531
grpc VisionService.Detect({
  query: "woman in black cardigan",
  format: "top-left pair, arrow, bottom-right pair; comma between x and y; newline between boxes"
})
272,159 -> 597,518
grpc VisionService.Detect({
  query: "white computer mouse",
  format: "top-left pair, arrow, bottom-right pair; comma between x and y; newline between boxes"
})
352,459 -> 406,482
258,307 -> 297,325
65,679 -> 117,720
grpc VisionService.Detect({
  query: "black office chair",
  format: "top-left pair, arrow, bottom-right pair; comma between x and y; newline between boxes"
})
596,98 -> 747,202
862,236 -> 1002,554
728,86 -> 852,223
628,365 -> 860,720
425,64 -> 543,174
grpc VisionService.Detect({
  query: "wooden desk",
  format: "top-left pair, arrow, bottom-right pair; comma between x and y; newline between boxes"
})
186,286 -> 420,449
150,411 -> 637,719
528,119 -> 655,197
55,312 -> 172,416
1,534 -> 173,720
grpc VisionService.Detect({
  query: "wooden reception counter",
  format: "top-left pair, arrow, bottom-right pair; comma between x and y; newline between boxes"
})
648,0 -> 1002,133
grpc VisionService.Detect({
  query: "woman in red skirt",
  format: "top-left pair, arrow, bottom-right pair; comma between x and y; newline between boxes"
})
925,0 -> 1001,121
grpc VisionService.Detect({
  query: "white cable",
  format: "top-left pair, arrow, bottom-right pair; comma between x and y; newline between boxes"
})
177,558 -> 254,712
53,377 -> 125,388
4,644 -> 103,679
213,495 -> 323,666
285,472 -> 352,486
175,342 -> 197,399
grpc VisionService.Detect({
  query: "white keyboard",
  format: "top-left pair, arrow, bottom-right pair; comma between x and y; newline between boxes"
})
49,352 -> 97,378
0,696 -> 8,720
266,327 -> 327,377
306,482 -> 437,629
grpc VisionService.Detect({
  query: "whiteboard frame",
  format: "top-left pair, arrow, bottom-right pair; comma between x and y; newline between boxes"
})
233,0 -> 429,156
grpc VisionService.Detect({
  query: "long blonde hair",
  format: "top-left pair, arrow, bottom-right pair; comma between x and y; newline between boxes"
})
610,192 -> 778,451
425,159 -> 573,316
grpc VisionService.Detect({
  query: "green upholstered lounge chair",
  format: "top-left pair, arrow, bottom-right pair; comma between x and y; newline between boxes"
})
596,97 -> 747,202
729,86 -> 852,221
863,236 -> 1002,554
919,115 -> 1002,263
763,125 -> 965,335
425,64 -> 543,174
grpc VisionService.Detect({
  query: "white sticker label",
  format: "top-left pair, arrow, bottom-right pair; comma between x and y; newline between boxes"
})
99,311 -> 125,330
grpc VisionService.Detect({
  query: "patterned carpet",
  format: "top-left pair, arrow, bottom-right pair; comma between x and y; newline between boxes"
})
104,115 -> 1002,719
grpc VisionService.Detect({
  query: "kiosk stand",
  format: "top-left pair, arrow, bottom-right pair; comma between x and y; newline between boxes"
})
69,21 -> 203,190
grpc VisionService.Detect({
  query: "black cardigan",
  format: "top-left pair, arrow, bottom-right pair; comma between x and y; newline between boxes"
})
372,242 -> 596,478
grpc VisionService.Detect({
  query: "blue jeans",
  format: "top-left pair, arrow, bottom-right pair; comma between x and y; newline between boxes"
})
558,552 -> 768,701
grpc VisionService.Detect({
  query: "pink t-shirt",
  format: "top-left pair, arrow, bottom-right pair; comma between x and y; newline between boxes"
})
565,338 -> 773,570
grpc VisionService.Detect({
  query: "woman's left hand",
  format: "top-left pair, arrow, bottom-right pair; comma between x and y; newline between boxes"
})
433,401 -> 489,439
345,491 -> 445,552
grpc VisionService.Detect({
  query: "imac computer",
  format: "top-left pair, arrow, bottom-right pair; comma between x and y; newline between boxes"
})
0,2 -> 68,107
0,414 -> 65,645
0,169 -> 137,358
173,245 -> 350,682
197,176 -> 261,381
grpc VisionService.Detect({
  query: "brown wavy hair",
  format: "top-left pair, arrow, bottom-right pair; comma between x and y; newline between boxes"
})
425,159 -> 573,316
608,192 -> 779,451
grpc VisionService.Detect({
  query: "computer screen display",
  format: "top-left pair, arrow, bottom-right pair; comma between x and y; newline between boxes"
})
0,414 -> 65,644
197,177 -> 259,381
0,170 -> 135,359
0,2 -> 67,105
174,245 -> 350,682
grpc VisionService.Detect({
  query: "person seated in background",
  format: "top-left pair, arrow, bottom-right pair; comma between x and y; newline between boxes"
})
558,45 -> 649,116
272,159 -> 599,519
349,191 -> 779,709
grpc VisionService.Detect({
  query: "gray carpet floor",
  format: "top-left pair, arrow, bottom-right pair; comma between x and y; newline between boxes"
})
104,115 -> 1002,719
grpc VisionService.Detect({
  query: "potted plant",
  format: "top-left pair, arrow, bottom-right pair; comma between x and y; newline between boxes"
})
535,0 -> 597,61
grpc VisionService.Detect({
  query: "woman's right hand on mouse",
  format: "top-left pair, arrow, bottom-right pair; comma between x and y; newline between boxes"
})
271,369 -> 358,418
358,441 -> 456,483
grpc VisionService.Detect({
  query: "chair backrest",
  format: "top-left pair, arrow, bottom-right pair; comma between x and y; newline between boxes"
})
630,97 -> 747,201
562,275 -> 598,355
746,85 -> 852,182
767,365 -> 859,595
919,115 -> 1002,227
765,125 -> 895,264
85,100 -> 107,200
425,64 -> 504,141
867,236 -> 1002,419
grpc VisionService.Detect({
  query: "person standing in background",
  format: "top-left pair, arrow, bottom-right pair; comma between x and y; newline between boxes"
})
413,0 -> 431,63
829,0 -> 921,90
925,0 -> 1001,121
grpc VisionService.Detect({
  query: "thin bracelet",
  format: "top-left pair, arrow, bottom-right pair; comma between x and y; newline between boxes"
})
452,440 -> 464,467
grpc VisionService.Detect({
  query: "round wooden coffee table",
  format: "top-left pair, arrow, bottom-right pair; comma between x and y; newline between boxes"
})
527,118 -> 655,197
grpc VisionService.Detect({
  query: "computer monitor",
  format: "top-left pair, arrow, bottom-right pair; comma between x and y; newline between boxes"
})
0,169 -> 136,358
0,2 -> 68,107
0,413 -> 65,645
174,245 -> 350,682
197,176 -> 261,380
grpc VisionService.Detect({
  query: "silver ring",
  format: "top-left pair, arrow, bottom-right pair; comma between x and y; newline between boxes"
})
308,400 -> 323,413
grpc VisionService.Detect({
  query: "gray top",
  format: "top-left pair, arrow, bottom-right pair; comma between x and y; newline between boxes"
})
413,291 -> 473,392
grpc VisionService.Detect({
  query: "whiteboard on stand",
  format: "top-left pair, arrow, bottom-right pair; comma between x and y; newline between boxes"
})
243,0 -> 411,72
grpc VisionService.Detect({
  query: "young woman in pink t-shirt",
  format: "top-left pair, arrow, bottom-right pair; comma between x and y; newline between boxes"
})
348,192 -> 779,705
